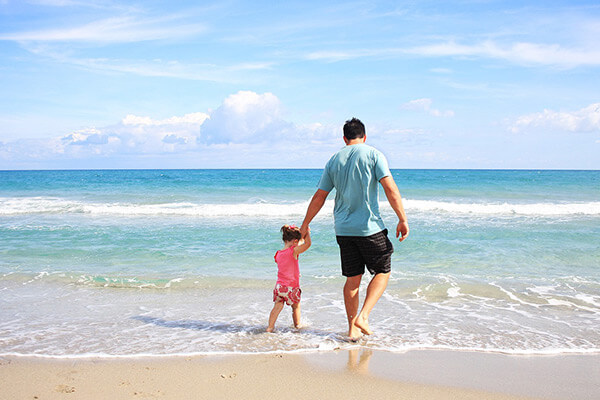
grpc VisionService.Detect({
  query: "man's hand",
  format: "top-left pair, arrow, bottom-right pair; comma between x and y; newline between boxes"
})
300,224 -> 310,240
380,176 -> 409,242
396,221 -> 409,242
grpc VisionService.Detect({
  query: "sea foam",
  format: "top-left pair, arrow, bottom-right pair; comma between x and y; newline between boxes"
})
2,197 -> 600,217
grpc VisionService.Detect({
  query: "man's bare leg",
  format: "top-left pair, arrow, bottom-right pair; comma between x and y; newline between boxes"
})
354,272 -> 390,335
344,275 -> 363,340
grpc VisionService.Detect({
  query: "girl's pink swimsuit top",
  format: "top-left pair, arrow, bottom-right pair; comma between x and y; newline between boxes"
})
274,246 -> 300,288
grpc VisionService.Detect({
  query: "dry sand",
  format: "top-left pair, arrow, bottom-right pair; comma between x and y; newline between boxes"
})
1,349 -> 598,400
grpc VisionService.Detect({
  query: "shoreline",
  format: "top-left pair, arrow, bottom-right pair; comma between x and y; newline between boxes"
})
1,349 -> 598,400
2,345 -> 599,359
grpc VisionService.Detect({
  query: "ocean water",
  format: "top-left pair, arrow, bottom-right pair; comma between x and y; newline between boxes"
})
0,169 -> 598,357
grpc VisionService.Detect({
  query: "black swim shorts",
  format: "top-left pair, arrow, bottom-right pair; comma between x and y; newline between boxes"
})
336,229 -> 394,277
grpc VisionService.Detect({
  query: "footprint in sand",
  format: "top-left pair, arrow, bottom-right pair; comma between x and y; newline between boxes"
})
55,384 -> 76,393
133,390 -> 164,397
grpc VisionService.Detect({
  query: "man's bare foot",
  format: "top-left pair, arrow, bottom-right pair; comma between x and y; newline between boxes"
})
266,327 -> 274,333
354,315 -> 373,335
348,324 -> 362,341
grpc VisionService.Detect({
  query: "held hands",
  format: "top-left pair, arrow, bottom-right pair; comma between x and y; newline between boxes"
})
300,224 -> 310,240
396,221 -> 409,242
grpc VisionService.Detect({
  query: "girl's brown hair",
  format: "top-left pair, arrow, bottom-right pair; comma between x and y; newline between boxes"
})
281,224 -> 301,242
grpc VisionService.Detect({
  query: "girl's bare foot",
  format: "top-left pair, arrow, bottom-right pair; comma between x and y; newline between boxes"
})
354,315 -> 373,335
266,327 -> 274,333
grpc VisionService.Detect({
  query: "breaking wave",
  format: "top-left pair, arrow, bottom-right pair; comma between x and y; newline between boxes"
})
1,197 -> 599,217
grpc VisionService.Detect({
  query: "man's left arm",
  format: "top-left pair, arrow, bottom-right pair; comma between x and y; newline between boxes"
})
379,176 -> 409,242
300,189 -> 329,239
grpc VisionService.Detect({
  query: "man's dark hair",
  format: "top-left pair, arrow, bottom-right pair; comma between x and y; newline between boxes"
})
343,118 -> 366,140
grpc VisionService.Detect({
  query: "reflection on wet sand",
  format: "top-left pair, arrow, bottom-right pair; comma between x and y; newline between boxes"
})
347,348 -> 373,374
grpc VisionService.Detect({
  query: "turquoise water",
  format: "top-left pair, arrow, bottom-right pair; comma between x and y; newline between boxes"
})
0,169 -> 599,356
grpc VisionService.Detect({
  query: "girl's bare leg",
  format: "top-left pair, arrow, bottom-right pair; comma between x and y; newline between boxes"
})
292,302 -> 301,328
266,301 -> 284,332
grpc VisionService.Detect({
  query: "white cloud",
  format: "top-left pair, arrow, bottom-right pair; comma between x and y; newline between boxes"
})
510,103 -> 600,133
407,41 -> 600,68
162,134 -> 187,145
0,91 -> 340,168
402,98 -> 432,111
305,40 -> 600,69
199,91 -> 292,144
26,0 -> 101,6
61,128 -> 111,145
16,46 -> 272,83
401,98 -> 454,118
430,68 -> 452,74
0,15 -> 206,43
122,112 -> 209,126
306,49 -> 381,62
382,128 -> 425,136
54,110 -> 210,155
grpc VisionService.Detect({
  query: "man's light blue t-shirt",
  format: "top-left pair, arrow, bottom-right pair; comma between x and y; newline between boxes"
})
318,143 -> 391,237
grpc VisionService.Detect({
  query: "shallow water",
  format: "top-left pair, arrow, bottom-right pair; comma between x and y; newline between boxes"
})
1,169 -> 599,356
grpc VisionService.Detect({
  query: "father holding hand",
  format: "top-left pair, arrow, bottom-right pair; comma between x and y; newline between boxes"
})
300,118 -> 409,340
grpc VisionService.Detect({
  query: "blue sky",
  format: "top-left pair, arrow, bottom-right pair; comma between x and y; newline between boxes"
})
1,0 -> 599,169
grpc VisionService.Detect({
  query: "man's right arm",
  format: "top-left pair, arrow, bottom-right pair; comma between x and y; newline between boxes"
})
300,189 -> 329,239
380,176 -> 409,242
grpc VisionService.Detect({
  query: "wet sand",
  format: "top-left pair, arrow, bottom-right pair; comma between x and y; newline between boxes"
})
1,349 -> 598,399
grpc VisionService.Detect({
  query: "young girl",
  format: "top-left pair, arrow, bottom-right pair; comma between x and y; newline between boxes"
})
266,224 -> 311,332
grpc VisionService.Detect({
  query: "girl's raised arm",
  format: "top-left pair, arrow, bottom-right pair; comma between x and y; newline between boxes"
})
293,229 -> 311,259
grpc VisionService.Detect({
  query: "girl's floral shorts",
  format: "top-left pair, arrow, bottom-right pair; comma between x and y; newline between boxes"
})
273,283 -> 301,306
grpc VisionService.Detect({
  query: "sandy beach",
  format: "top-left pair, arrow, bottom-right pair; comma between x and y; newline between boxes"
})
1,349 -> 598,400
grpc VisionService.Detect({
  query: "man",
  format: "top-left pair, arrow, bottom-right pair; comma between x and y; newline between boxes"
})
300,118 -> 409,340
